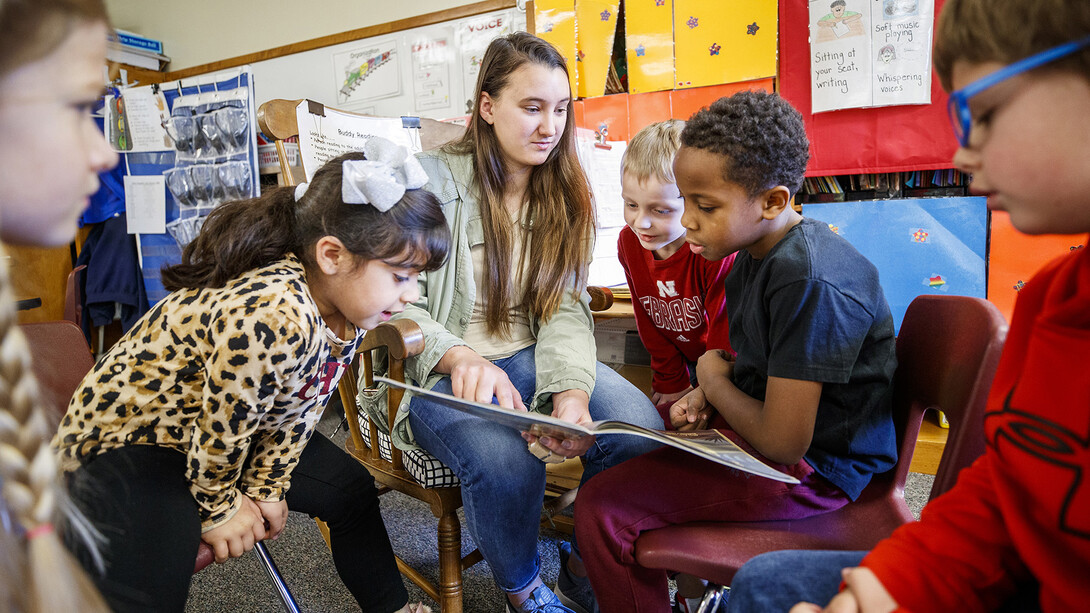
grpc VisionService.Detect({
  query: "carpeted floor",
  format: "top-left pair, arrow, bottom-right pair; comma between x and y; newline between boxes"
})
185,402 -> 935,613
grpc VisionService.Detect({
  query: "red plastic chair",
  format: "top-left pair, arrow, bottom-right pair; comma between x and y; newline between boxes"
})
632,295 -> 1008,599
20,320 -> 299,611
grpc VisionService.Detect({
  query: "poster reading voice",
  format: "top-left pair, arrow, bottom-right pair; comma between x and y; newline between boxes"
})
333,38 -> 401,108
809,0 -> 934,113
456,11 -> 517,116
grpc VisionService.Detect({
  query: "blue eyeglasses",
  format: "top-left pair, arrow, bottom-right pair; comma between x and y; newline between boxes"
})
947,35 -> 1090,147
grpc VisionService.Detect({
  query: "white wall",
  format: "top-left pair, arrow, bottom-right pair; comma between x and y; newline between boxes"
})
104,0 -> 489,71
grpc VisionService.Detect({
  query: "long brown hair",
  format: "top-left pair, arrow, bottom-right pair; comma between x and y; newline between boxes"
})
446,32 -> 594,336
161,151 -> 450,290
0,3 -> 113,611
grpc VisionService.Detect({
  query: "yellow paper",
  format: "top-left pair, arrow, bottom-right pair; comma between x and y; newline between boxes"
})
575,0 -> 620,98
535,0 -> 578,95
626,0 -> 675,93
673,0 -> 778,89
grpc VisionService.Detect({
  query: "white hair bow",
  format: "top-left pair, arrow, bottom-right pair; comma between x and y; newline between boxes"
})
341,137 -> 429,212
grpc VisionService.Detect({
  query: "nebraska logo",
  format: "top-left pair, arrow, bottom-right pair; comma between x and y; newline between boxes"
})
656,280 -> 678,298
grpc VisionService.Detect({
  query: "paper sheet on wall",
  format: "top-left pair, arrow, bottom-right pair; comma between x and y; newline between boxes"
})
457,12 -> 518,115
107,88 -> 172,152
410,30 -> 453,112
809,0 -> 934,113
590,225 -> 626,288
576,137 -> 627,229
124,174 -> 166,234
575,133 -> 627,288
333,38 -> 401,109
295,101 -> 421,183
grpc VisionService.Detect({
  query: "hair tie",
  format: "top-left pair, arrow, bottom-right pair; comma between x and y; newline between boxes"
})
294,182 -> 309,202
25,522 -> 54,540
341,137 -> 429,212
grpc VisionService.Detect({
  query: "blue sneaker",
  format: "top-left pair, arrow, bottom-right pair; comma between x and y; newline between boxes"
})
506,584 -> 576,613
554,542 -> 599,613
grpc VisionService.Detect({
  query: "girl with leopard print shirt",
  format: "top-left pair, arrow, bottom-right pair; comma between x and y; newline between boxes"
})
55,146 -> 450,613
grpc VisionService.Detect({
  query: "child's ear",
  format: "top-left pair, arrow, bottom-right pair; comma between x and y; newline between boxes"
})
479,92 -> 495,125
759,186 -> 793,220
313,236 -> 349,275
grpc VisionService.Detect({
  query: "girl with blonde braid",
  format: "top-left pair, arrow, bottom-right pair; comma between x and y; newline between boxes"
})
0,0 -> 117,611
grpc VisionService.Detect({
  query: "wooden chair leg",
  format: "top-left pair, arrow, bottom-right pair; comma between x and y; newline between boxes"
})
438,511 -> 464,613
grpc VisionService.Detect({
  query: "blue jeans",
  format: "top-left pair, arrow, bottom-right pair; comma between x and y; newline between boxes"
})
408,345 -> 663,593
727,550 -> 1043,613
726,550 -> 866,612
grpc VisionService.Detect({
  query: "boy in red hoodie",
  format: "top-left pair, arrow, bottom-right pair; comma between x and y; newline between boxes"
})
726,1 -> 1090,611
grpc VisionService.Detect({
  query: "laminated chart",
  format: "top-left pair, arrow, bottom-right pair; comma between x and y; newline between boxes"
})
809,0 -> 935,113
333,39 -> 400,107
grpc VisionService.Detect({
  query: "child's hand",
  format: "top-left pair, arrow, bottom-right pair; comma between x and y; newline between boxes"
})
652,386 -> 693,409
695,349 -> 734,386
202,495 -> 267,563
669,387 -> 713,431
789,567 -> 897,613
255,499 -> 289,540
442,346 -> 526,410
538,389 -> 594,457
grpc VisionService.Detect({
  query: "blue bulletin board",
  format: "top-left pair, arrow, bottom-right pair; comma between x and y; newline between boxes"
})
804,197 -> 987,333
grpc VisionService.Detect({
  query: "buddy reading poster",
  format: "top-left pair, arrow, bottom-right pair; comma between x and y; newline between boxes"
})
809,0 -> 934,113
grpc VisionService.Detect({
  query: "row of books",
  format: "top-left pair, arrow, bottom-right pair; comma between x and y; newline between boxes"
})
800,169 -> 969,203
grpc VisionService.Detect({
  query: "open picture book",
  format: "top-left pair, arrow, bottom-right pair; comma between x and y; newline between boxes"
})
375,376 -> 799,484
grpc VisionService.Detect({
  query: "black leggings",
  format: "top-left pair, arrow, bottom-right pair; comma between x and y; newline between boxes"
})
67,434 -> 408,613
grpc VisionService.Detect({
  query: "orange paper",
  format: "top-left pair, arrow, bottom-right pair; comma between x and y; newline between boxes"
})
581,93 -> 630,142
670,79 -> 775,121
987,211 -> 1086,323
628,90 -> 673,136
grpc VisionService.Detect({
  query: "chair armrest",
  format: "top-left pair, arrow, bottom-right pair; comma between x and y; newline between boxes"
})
359,318 -> 425,358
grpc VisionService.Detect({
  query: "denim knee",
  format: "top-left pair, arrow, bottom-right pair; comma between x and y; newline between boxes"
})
727,550 -> 867,613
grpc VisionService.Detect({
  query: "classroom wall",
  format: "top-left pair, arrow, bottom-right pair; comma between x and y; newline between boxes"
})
104,0 -> 486,71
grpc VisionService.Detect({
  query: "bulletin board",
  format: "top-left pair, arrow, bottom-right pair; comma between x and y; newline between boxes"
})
779,0 -> 957,176
805,196 -> 988,333
245,6 -> 526,122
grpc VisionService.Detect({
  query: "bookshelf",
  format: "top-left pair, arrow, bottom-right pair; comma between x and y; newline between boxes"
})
798,168 -> 971,204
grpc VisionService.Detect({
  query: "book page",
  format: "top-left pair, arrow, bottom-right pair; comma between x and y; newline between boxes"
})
377,377 -> 798,483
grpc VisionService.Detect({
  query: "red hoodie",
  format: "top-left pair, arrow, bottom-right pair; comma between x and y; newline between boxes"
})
862,243 -> 1090,612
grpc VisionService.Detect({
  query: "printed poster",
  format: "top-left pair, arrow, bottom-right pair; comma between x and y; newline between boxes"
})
456,11 -> 517,115
294,101 -> 421,184
809,0 -> 934,113
332,38 -> 401,108
410,30 -> 453,112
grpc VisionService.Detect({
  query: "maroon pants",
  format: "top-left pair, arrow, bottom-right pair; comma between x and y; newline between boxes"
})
574,430 -> 851,613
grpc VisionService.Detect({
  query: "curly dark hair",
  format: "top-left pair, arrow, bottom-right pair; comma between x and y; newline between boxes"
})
680,91 -> 810,198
